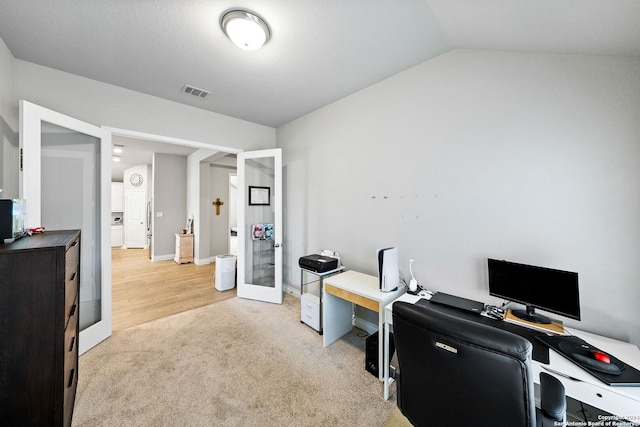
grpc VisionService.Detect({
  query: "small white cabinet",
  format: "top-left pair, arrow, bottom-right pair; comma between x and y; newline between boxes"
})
111,225 -> 123,247
175,233 -> 194,264
301,292 -> 321,331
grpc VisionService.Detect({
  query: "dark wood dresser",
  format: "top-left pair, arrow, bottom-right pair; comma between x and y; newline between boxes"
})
0,230 -> 81,426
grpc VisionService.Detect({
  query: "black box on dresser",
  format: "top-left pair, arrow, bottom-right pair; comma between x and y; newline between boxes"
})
0,230 -> 81,427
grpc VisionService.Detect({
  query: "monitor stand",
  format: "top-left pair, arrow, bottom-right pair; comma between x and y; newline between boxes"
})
504,308 -> 565,335
511,305 -> 551,324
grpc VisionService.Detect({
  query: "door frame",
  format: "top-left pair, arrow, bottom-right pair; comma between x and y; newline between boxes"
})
105,126 -> 242,265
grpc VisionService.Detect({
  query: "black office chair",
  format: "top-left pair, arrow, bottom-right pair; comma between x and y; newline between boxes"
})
392,301 -> 566,427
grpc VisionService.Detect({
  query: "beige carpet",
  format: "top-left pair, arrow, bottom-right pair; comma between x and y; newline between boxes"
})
72,294 -> 401,426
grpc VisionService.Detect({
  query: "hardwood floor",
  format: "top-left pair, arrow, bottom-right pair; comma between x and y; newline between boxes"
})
112,248 -> 236,332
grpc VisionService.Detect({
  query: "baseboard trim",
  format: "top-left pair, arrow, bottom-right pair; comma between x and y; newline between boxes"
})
354,317 -> 378,335
152,254 -> 174,262
285,284 -> 300,298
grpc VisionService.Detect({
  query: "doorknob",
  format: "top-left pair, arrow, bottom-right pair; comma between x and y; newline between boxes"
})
274,242 -> 282,248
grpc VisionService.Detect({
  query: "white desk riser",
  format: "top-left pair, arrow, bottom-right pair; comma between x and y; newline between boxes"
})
383,293 -> 640,420
322,270 -> 406,381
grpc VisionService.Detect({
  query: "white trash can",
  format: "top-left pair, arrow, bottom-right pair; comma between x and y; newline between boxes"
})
215,254 -> 236,291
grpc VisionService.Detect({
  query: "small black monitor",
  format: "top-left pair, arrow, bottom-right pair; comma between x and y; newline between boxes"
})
488,258 -> 580,324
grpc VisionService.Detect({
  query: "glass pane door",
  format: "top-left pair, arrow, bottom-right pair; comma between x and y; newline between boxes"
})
41,123 -> 102,331
237,148 -> 282,304
20,101 -> 111,354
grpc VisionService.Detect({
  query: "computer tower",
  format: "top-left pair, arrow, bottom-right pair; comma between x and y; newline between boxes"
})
365,331 -> 395,378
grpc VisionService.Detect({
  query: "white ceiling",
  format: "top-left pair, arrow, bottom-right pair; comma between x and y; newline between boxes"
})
2,1 -> 640,181
427,0 -> 640,57
2,0 -> 638,130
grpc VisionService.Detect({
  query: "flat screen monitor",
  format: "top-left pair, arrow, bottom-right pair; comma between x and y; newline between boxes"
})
488,258 -> 580,324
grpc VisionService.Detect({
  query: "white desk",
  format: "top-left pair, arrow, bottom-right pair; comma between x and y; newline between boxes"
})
323,270 -> 405,381
383,294 -> 640,421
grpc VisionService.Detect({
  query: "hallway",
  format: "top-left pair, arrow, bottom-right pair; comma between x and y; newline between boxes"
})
112,248 -> 236,331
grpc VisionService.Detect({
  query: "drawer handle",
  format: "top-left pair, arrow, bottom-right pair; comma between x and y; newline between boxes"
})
67,368 -> 75,388
69,336 -> 76,353
70,272 -> 77,281
69,304 -> 77,317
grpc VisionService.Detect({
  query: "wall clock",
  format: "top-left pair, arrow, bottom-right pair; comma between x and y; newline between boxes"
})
129,172 -> 144,187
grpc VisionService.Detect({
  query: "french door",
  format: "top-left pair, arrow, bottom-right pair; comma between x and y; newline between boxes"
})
237,148 -> 283,304
20,101 -> 111,354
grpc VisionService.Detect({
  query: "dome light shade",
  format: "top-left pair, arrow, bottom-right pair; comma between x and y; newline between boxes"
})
221,9 -> 271,51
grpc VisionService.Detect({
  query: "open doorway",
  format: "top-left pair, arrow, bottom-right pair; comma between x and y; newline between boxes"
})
208,155 -> 237,260
107,128 -> 241,331
110,135 -> 198,257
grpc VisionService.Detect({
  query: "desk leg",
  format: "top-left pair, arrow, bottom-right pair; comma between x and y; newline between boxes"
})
323,291 -> 353,347
384,321 -> 391,400
378,304 -> 384,382
318,277 -> 324,335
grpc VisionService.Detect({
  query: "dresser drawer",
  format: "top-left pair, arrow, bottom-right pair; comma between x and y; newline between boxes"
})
63,294 -> 78,427
64,298 -> 78,361
63,364 -> 78,427
183,245 -> 193,257
64,289 -> 78,331
63,346 -> 77,394
301,293 -> 321,331
64,240 -> 80,330
65,237 -> 80,276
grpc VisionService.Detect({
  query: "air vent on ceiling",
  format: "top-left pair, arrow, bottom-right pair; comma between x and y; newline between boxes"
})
182,84 -> 211,99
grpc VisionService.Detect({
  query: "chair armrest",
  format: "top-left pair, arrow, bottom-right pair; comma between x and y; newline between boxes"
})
540,372 -> 566,425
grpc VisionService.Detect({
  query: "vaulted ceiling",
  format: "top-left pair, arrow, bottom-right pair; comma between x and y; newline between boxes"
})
1,0 -> 639,128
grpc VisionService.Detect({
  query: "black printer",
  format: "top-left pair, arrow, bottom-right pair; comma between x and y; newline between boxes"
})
299,254 -> 339,273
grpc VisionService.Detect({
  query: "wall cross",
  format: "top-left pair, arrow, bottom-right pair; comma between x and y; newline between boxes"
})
213,198 -> 224,215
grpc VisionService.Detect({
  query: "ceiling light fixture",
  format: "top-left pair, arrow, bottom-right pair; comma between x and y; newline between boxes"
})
221,9 -> 271,51
113,144 -> 124,154
112,155 -> 122,163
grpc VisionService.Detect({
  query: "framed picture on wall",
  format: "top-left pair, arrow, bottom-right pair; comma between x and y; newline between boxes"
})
249,186 -> 270,206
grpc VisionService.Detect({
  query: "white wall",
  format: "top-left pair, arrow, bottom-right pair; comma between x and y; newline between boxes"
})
0,38 -> 16,127
277,50 -> 640,345
152,153 -> 187,259
0,37 -> 18,198
13,60 -> 276,151
209,163 -> 236,257
186,148 -> 218,264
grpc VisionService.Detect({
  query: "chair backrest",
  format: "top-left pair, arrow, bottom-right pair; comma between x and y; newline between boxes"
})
393,301 -> 537,427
